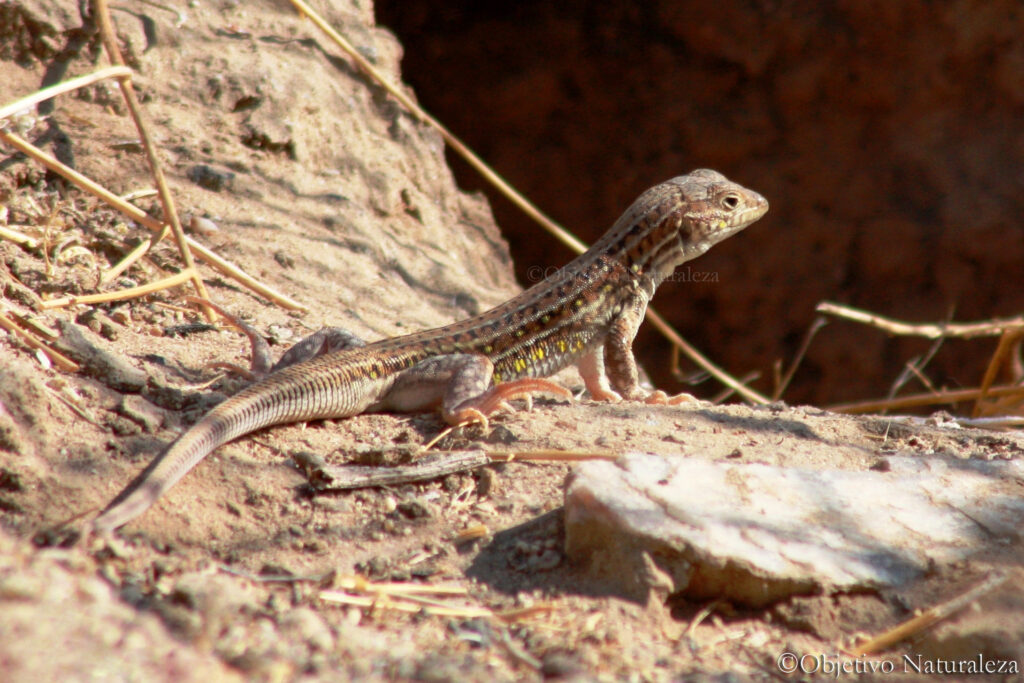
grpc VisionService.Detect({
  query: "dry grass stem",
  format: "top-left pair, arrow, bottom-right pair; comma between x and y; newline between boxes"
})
818,300 -> 1023,418
0,131 -> 306,311
456,524 -> 490,542
489,449 -> 618,463
420,425 -> 454,451
46,384 -> 100,424
974,328 -> 1024,417
93,0 -> 211,318
319,591 -> 495,618
849,572 -> 1007,655
287,0 -> 767,405
119,188 -> 158,202
100,237 -> 154,284
0,311 -> 79,371
711,371 -> 760,404
13,315 -> 58,339
0,225 -> 40,248
319,579 -> 552,622
817,301 -> 1024,339
829,384 -> 1024,414
773,316 -> 827,401
40,267 -> 197,309
332,576 -> 468,596
0,65 -> 132,122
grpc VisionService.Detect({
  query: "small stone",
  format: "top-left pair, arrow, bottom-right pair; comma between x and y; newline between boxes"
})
187,164 -> 235,192
188,215 -> 220,235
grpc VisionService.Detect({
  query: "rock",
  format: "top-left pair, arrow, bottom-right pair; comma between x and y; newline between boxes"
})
116,394 -> 166,433
53,321 -> 147,393
187,164 -> 235,193
564,454 -> 1024,607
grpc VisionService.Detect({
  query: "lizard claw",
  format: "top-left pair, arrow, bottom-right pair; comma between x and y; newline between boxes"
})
588,387 -> 623,403
643,389 -> 697,405
451,407 -> 490,432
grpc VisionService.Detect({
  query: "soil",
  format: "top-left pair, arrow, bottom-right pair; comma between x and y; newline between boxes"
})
0,2 -> 1021,681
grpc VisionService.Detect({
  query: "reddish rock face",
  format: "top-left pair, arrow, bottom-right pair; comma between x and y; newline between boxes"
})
378,1 -> 1024,406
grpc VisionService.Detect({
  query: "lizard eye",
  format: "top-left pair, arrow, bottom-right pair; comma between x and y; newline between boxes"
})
721,194 -> 740,210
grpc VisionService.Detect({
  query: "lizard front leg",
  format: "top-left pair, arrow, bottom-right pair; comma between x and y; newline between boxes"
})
379,354 -> 571,430
588,296 -> 696,405
577,346 -> 623,402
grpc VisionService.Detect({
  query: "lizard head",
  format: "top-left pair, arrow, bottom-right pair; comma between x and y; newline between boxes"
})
675,168 -> 769,260
601,169 -> 769,289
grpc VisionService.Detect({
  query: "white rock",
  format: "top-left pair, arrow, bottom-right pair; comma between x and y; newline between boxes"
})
564,454 -> 1024,606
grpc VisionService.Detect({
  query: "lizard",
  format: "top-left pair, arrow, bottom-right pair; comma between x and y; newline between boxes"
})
89,169 -> 768,535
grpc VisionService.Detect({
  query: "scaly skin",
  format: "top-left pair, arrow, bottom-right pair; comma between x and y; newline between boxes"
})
90,169 -> 768,534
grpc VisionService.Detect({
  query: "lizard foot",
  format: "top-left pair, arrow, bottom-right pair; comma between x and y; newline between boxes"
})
587,387 -> 623,402
446,378 -> 571,429
643,389 -> 698,405
206,361 -> 258,381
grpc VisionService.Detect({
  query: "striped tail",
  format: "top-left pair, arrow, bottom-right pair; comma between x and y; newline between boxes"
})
90,362 -> 359,533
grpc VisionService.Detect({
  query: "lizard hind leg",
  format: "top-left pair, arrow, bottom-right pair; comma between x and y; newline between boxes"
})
443,354 -> 571,429
447,377 -> 573,430
269,328 -> 366,372
186,296 -> 366,378
383,353 -> 571,431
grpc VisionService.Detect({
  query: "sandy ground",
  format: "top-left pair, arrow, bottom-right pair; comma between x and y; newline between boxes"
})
0,1 -> 1021,680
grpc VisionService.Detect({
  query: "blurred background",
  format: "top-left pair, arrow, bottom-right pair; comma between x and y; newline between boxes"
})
377,1 -> 1024,407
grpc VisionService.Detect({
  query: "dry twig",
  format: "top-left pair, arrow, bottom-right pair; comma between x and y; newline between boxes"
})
818,301 -> 1024,417
0,130 -> 306,311
817,301 -> 1024,339
849,571 -> 1007,655
0,310 -> 79,372
298,448 -> 618,491
829,384 -> 1024,414
93,0 -> 212,318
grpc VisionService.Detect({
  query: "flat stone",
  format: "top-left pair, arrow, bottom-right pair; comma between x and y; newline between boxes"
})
564,454 -> 1024,607
53,321 -> 147,393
